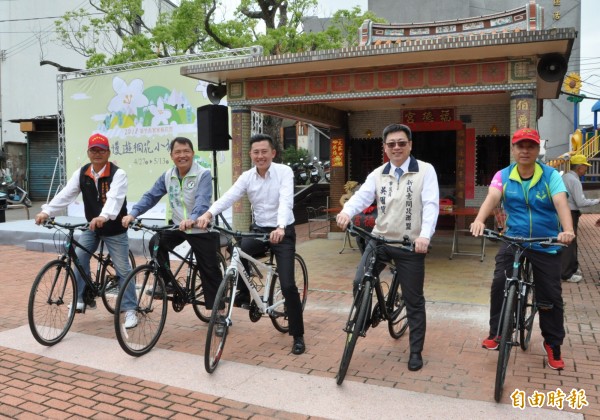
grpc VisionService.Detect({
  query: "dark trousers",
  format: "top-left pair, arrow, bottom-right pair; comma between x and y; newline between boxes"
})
489,243 -> 565,346
560,210 -> 581,279
354,240 -> 427,354
239,225 -> 304,337
149,230 -> 222,309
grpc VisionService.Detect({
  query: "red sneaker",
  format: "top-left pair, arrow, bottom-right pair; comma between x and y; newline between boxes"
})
482,335 -> 500,350
542,341 -> 565,370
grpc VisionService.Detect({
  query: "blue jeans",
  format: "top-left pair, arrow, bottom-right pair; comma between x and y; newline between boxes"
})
74,230 -> 136,311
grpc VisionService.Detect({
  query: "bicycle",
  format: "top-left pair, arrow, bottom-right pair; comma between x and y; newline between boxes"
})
204,224 -> 309,373
114,221 -> 226,356
28,219 -> 136,346
336,222 -> 412,385
481,228 -> 563,402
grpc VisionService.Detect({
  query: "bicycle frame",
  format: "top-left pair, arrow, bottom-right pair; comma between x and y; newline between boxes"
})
495,247 -> 528,346
225,244 -> 280,317
50,222 -> 107,298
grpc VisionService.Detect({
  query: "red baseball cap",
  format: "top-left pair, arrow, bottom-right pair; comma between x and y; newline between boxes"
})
88,133 -> 110,150
511,128 -> 540,144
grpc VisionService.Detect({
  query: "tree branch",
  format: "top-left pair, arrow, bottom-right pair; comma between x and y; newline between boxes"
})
204,0 -> 233,49
40,60 -> 81,72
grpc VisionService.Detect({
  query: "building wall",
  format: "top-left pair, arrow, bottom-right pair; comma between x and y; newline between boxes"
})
348,103 -> 511,207
366,0 -> 581,160
0,0 -> 175,147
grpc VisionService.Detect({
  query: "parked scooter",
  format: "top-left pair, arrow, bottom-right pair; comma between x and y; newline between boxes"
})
308,157 -> 321,184
0,175 -> 32,207
291,159 -> 309,186
322,160 -> 331,182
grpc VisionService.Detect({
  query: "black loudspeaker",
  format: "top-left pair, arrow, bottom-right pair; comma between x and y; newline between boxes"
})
206,84 -> 227,105
537,53 -> 568,83
197,104 -> 230,151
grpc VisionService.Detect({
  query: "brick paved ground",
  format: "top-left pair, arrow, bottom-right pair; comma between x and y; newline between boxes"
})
0,215 -> 599,418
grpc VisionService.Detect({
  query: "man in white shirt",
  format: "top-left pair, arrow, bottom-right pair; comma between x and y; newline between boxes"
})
196,134 -> 305,355
561,154 -> 600,283
34,133 -> 137,328
336,123 -> 439,371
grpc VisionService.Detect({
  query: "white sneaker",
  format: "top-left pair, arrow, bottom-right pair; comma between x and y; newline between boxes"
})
67,301 -> 85,312
575,268 -> 582,277
124,310 -> 138,329
565,274 -> 583,283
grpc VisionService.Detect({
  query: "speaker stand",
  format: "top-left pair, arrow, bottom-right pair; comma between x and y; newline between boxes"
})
212,149 -> 231,229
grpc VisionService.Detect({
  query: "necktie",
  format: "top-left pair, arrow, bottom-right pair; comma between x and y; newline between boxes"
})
395,167 -> 404,181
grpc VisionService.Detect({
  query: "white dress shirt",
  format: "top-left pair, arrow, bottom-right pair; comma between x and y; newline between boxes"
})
208,162 -> 295,227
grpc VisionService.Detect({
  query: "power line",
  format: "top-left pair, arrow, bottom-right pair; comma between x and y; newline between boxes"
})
2,0 -> 91,59
0,14 -> 101,24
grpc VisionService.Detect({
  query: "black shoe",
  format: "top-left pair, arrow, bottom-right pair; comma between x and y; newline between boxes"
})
234,292 -> 251,308
292,336 -> 305,355
408,352 -> 423,371
145,282 -> 175,298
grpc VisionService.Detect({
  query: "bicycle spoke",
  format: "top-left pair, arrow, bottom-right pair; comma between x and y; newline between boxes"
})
28,261 -> 76,346
114,265 -> 167,356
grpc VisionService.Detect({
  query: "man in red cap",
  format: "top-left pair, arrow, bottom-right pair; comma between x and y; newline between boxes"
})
470,127 -> 575,370
35,133 -> 138,328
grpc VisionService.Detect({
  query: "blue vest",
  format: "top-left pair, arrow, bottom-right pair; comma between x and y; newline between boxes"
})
500,162 -> 561,252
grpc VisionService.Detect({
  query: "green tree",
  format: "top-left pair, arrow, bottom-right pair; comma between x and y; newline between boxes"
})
53,0 -> 385,68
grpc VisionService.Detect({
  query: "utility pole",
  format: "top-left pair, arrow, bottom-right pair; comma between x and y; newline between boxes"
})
0,49 -> 5,153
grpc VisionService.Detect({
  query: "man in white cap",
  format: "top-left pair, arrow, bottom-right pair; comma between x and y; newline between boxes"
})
35,133 -> 138,328
561,154 -> 600,283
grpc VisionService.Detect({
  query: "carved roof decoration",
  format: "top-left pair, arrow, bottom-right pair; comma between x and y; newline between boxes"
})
360,2 -> 542,46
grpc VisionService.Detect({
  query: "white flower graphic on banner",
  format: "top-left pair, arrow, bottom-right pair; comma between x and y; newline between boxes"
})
149,97 -> 172,126
108,77 -> 149,115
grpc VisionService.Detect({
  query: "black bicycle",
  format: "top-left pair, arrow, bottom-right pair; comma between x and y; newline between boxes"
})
114,221 -> 226,356
28,219 -> 135,346
482,228 -> 563,402
336,222 -> 411,385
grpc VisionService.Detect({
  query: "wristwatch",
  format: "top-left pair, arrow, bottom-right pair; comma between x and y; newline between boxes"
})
277,224 -> 285,230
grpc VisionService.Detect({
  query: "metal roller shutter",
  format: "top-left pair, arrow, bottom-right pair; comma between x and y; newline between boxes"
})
28,133 -> 59,201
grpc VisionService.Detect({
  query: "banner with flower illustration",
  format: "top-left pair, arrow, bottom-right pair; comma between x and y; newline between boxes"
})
63,63 -> 232,204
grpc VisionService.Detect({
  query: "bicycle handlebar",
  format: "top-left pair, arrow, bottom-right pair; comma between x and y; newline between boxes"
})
42,218 -> 89,231
209,224 -> 270,243
347,222 -> 415,252
482,228 -> 564,248
128,220 -> 179,232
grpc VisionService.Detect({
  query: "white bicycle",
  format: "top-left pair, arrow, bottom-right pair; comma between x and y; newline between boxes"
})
205,224 -> 308,373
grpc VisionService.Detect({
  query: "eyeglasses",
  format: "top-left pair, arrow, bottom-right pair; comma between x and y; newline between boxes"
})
385,141 -> 410,148
88,148 -> 108,154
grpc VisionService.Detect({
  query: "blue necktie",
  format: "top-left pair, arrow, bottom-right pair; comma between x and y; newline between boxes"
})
395,167 -> 404,181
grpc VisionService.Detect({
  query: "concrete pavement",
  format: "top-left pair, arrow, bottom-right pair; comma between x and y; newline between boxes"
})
0,206 -> 598,418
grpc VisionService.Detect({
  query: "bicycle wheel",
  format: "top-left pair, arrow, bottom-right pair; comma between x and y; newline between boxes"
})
28,260 -> 77,346
494,283 -> 517,402
336,280 -> 371,385
388,291 -> 408,339
192,252 -> 227,323
205,272 -> 236,373
520,260 -> 536,350
268,253 -> 309,333
101,250 -> 136,314
114,264 -> 167,357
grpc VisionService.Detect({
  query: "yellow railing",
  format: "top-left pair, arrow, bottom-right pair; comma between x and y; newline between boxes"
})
546,131 -> 600,173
